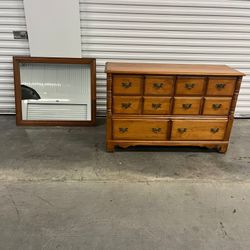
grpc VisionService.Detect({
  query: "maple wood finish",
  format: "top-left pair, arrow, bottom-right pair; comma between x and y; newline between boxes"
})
144,76 -> 174,95
171,120 -> 228,141
113,75 -> 143,95
113,119 -> 168,140
173,97 -> 202,115
203,97 -> 232,116
207,77 -> 236,96
113,96 -> 142,114
143,97 -> 171,115
175,77 -> 205,96
106,62 -> 245,152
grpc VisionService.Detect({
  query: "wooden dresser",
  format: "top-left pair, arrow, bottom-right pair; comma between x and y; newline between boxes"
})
105,63 -> 245,153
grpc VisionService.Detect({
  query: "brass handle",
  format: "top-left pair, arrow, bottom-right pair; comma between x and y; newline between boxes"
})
153,83 -> 164,89
216,83 -> 225,89
152,128 -> 161,133
182,103 -> 192,110
178,128 -> 187,134
185,83 -> 195,90
152,103 -> 161,110
121,82 -> 132,88
210,128 -> 219,133
212,104 -> 222,110
119,127 -> 128,133
121,103 -> 131,109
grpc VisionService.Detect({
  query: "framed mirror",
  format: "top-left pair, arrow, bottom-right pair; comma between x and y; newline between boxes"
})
13,57 -> 96,126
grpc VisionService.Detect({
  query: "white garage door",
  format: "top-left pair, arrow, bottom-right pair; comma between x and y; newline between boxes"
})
0,0 -> 250,116
0,0 -> 28,114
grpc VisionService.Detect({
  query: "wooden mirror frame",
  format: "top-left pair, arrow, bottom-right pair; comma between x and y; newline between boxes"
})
13,56 -> 96,126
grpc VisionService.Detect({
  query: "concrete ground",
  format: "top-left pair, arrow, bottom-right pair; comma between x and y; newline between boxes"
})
0,116 -> 250,249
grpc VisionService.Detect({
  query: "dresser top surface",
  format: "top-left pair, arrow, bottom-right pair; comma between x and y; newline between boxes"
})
105,62 -> 245,76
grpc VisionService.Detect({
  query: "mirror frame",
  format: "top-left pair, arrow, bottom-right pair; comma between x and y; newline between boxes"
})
13,56 -> 96,126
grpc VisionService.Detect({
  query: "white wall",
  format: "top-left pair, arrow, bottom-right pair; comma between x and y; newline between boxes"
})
23,0 -> 81,57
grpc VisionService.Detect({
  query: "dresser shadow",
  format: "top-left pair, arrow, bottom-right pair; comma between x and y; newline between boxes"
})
114,145 -> 217,153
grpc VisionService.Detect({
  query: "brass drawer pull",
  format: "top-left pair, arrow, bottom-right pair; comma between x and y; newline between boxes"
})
178,128 -> 187,134
185,83 -> 195,89
121,103 -> 131,109
182,103 -> 192,109
212,104 -> 222,110
119,127 -> 128,133
121,82 -> 132,88
210,128 -> 219,133
152,128 -> 161,133
152,103 -> 161,109
216,83 -> 225,89
153,83 -> 164,89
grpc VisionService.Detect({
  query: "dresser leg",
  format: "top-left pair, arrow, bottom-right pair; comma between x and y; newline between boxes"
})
217,144 -> 228,153
106,143 -> 115,152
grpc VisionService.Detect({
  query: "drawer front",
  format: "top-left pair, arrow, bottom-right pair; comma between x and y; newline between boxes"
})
203,97 -> 232,115
173,97 -> 201,115
143,97 -> 171,115
113,75 -> 143,95
176,77 -> 205,95
171,120 -> 227,141
144,76 -> 174,95
207,77 -> 236,96
113,119 -> 168,140
113,96 -> 141,114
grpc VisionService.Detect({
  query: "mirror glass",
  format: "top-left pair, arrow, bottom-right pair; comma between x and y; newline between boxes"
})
19,63 -> 92,121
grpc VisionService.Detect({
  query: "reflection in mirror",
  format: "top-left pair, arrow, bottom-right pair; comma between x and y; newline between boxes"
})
19,63 -> 91,121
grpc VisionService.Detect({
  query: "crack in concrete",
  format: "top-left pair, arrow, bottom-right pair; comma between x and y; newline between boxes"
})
94,143 -> 100,177
5,185 -> 20,221
36,195 -> 54,207
219,222 -> 233,240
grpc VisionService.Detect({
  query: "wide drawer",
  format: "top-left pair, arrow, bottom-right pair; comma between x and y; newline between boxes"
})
143,97 -> 171,115
144,76 -> 174,95
175,77 -> 205,96
206,77 -> 236,96
171,120 -> 227,141
203,97 -> 232,115
173,97 -> 201,115
113,96 -> 142,114
113,119 -> 168,140
113,75 -> 143,95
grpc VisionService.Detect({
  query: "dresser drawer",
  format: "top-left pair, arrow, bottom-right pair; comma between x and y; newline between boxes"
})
113,75 -> 143,95
176,77 -> 205,95
171,120 -> 227,141
207,77 -> 236,96
173,97 -> 201,115
143,97 -> 171,115
144,76 -> 174,95
113,96 -> 142,114
203,97 -> 232,115
113,119 -> 168,140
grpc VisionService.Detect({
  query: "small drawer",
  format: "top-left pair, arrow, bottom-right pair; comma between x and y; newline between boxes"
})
176,77 -> 205,96
113,75 -> 143,95
203,97 -> 232,116
143,97 -> 171,115
171,120 -> 227,141
144,76 -> 174,95
113,119 -> 168,140
173,97 -> 201,115
207,77 -> 236,96
113,96 -> 141,114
